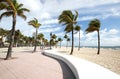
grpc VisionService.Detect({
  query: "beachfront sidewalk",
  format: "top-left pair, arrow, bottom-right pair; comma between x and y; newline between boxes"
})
0,47 -> 75,79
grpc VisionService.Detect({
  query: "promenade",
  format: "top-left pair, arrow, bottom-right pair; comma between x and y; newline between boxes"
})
0,47 -> 75,79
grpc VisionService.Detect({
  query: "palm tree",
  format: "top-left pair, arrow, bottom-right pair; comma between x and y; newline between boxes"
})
58,10 -> 78,55
50,32 -> 52,49
52,34 -> 57,40
50,39 -> 55,46
58,38 -> 62,48
27,36 -> 34,46
67,37 -> 70,48
85,19 -> 101,55
37,33 -> 44,49
55,40 -> 58,48
0,0 -> 30,60
14,30 -> 22,47
28,18 -> 41,52
42,38 -> 48,47
75,25 -> 81,50
51,34 -> 57,47
64,34 -> 68,48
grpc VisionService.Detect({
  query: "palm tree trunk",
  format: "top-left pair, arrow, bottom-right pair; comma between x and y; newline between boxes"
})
34,28 -> 37,52
97,30 -> 100,55
70,29 -> 74,55
60,41 -> 61,48
50,39 -> 51,49
66,41 -> 68,48
78,31 -> 80,51
5,14 -> 16,60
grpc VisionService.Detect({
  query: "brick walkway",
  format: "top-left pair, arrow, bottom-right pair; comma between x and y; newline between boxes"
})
0,47 -> 75,79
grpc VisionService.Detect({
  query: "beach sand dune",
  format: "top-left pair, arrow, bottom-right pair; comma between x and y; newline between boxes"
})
55,47 -> 120,75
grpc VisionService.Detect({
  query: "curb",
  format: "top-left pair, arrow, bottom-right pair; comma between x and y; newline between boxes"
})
44,49 -> 120,79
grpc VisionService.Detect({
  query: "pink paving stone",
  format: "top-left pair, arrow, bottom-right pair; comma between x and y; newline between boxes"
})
0,48 -> 75,79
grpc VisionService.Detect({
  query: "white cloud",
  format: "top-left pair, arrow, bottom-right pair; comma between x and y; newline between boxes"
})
18,0 -> 42,12
40,12 -> 51,20
22,29 -> 35,36
17,0 -> 120,21
39,27 -> 61,33
1,0 -> 120,47
55,32 -> 65,37
109,29 -> 119,35
74,30 -> 84,38
76,28 -> 120,46
42,19 -> 58,25
78,15 -> 100,21
100,28 -> 119,38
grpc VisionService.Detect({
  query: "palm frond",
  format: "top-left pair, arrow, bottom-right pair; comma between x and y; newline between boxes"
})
74,25 -> 81,31
64,24 -> 73,33
74,10 -> 78,21
18,13 -> 26,20
0,11 -> 13,21
86,19 -> 100,33
17,3 -> 23,9
0,0 -> 6,2
28,18 -> 41,29
58,15 -> 72,26
86,25 -> 99,33
0,2 -> 7,10
62,10 -> 73,20
19,8 -> 30,12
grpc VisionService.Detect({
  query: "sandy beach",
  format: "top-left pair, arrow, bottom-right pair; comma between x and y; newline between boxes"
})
55,47 -> 120,75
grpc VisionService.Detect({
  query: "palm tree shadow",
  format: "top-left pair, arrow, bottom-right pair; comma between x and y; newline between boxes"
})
20,51 -> 34,53
0,58 -> 5,60
0,57 -> 18,61
42,53 -> 76,79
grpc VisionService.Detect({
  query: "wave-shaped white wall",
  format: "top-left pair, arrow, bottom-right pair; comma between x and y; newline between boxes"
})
44,49 -> 120,79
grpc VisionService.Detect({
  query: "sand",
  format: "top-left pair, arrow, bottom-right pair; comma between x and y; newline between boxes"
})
55,47 -> 120,75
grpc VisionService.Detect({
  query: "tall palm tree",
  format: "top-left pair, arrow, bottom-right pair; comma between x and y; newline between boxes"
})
64,34 -> 68,48
28,18 -> 41,52
75,25 -> 81,50
51,34 -> 57,47
85,19 -> 101,55
50,32 -> 52,49
58,38 -> 62,48
0,0 -> 30,60
37,33 -> 44,49
42,38 -> 48,47
52,34 -> 57,40
67,37 -> 70,48
58,10 -> 78,55
27,36 -> 34,46
54,40 -> 58,48
14,30 -> 22,47
50,38 -> 55,46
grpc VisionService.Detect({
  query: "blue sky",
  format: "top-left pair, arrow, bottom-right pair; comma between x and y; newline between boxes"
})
0,0 -> 120,46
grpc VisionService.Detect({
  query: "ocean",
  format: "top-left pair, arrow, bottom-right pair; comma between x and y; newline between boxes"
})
75,46 -> 120,50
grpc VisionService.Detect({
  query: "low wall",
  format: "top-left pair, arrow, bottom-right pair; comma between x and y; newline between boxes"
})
44,49 -> 120,79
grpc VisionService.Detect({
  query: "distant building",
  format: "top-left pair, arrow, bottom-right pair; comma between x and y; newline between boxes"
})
0,36 -> 4,47
0,36 -> 9,47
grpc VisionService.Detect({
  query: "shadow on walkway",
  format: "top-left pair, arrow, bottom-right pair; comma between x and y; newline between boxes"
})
42,53 -> 76,79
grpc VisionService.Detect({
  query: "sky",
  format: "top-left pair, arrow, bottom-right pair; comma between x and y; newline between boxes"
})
0,0 -> 120,46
